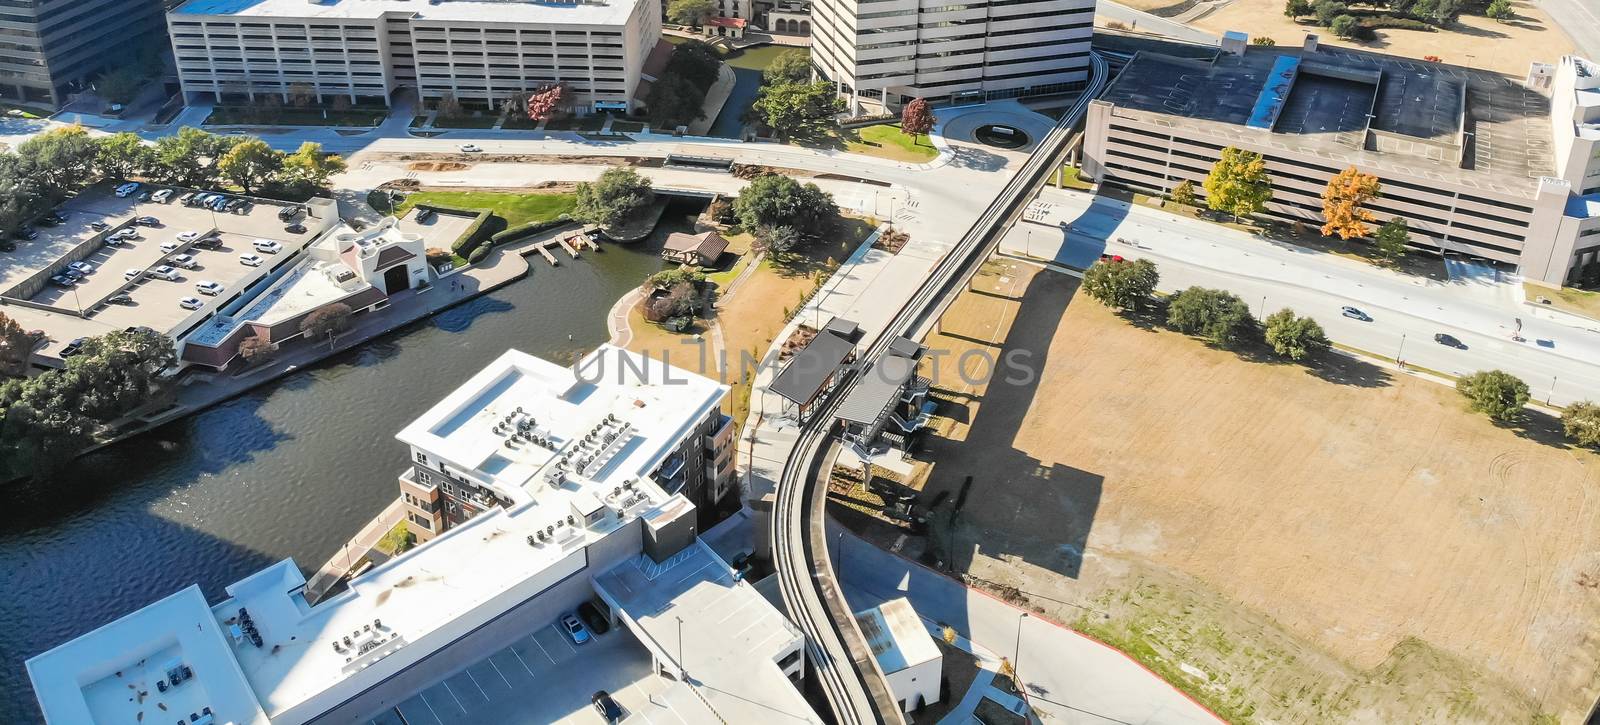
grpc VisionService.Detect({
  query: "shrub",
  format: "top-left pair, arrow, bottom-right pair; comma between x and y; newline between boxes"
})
466,244 -> 491,264
1455,370 -> 1530,423
1083,258 -> 1160,312
1485,0 -> 1513,20
1263,308 -> 1329,361
1563,401 -> 1600,448
489,215 -> 572,244
644,267 -> 706,291
1285,0 -> 1314,16
1354,14 -> 1435,30
1313,0 -> 1348,24
1166,287 -> 1255,347
1252,36 -> 1278,45
1331,14 -> 1362,37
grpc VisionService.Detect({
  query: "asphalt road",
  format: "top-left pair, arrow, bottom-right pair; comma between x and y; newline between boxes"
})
1536,0 -> 1600,59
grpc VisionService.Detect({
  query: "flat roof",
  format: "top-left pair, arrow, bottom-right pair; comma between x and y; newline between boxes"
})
594,541 -> 821,724
853,598 -> 940,675
173,0 -> 643,27
1568,192 -> 1600,219
1100,44 -> 1554,198
769,333 -> 855,405
836,354 -> 918,425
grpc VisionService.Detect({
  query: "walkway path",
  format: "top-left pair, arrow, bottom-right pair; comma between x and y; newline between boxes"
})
687,63 -> 738,136
303,497 -> 405,603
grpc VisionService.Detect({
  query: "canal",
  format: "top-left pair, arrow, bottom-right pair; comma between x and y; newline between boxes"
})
0,202 -> 707,722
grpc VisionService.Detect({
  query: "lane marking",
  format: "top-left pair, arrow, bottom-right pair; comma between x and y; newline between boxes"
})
441,681 -> 467,713
509,645 -> 537,677
530,632 -> 556,664
463,668 -> 489,701
417,692 -> 446,725
486,656 -> 513,689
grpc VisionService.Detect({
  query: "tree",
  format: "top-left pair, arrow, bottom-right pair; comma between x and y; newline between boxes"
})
0,312 -> 35,377
154,127 -> 236,186
379,522 -> 415,554
95,132 -> 157,181
96,66 -> 144,106
218,138 -> 283,195
733,173 -> 838,235
665,40 -> 724,91
301,303 -> 353,350
644,74 -> 705,128
288,83 -> 316,108
1456,370 -> 1529,423
1285,0 -> 1314,16
1166,287 -> 1255,347
1263,308 -> 1328,360
279,142 -> 347,193
574,167 -> 655,228
435,92 -> 463,119
753,81 -> 845,141
1485,0 -> 1514,20
1203,147 -> 1271,221
1083,258 -> 1159,312
525,83 -> 567,121
237,335 -> 277,366
17,125 -> 99,197
1170,179 -> 1197,208
667,0 -> 715,26
1321,166 -> 1381,239
900,98 -> 934,139
1314,0 -> 1348,25
1330,14 -> 1362,37
1373,218 -> 1410,265
1252,37 -> 1278,46
764,50 -> 813,86
754,224 -> 802,255
1562,401 -> 1600,448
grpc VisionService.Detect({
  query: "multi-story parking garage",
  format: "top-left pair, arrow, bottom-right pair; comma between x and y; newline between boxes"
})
167,0 -> 660,114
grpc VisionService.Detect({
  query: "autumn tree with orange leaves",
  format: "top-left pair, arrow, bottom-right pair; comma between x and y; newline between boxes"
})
1321,166 -> 1381,239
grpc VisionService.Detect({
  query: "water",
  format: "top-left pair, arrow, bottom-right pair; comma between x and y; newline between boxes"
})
0,204 -> 705,723
709,67 -> 762,139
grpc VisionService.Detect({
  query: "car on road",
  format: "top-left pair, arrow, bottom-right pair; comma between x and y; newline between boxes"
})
1341,306 -> 1371,321
170,254 -> 196,269
67,261 -> 94,275
252,239 -> 282,254
178,296 -> 204,310
60,337 -> 87,358
42,211 -> 66,225
239,253 -> 264,267
459,143 -> 482,152
577,600 -> 610,635
1433,333 -> 1468,349
591,691 -> 624,723
148,265 -> 180,281
559,613 -> 590,645
195,281 -> 223,296
135,216 -> 160,226
176,231 -> 202,243
48,274 -> 76,287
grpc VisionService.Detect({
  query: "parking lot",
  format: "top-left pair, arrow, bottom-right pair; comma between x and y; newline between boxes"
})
371,617 -> 681,725
90,233 -> 291,331
396,208 -> 474,251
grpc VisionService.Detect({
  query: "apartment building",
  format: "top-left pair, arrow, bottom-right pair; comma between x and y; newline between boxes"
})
27,345 -> 811,725
0,0 -> 167,106
167,0 -> 661,113
808,0 -> 1094,111
1082,35 -> 1600,286
1545,55 -> 1600,285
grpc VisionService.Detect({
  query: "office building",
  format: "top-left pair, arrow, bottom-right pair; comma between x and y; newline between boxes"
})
1083,35 -> 1600,286
167,0 -> 661,114
27,345 -> 811,725
808,0 -> 1094,112
0,0 -> 167,107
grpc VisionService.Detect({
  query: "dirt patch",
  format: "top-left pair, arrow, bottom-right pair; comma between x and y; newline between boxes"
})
380,152 -> 664,167
902,260 -> 1600,723
406,161 -> 471,172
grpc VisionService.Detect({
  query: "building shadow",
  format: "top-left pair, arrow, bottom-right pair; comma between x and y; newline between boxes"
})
945,146 -> 1009,172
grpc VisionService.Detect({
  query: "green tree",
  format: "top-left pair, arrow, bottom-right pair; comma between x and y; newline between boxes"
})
667,0 -> 715,25
665,40 -> 724,91
644,74 -> 705,128
754,224 -> 802,255
1083,257 -> 1160,312
1484,0 -> 1514,20
218,138 -> 284,195
1456,370 -> 1530,423
95,132 -> 157,180
154,127 -> 235,186
1314,0 -> 1348,24
1330,14 -> 1362,37
753,81 -> 845,141
0,312 -> 35,377
379,522 -> 415,554
574,167 -> 655,228
1373,218 -> 1410,265
764,50 -> 814,86
1170,179 -> 1197,207
1285,0 -> 1314,16
1252,37 -> 1279,45
17,125 -> 99,197
732,173 -> 838,235
1166,287 -> 1255,347
1203,147 -> 1272,221
301,303 -> 354,350
1263,308 -> 1329,361
279,142 -> 347,192
1562,401 -> 1600,448
0,154 -> 48,238
96,67 -> 145,106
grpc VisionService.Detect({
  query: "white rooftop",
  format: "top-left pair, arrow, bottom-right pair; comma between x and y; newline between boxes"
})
174,0 -> 642,27
854,598 -> 940,675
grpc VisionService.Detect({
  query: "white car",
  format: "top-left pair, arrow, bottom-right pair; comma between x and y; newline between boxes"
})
151,189 -> 173,203
124,267 -> 143,281
252,239 -> 282,254
178,296 -> 204,310
459,144 -> 482,153
160,241 -> 180,253
148,265 -> 180,281
67,261 -> 94,275
169,254 -> 196,269
114,182 -> 140,198
109,227 -> 139,240
239,253 -> 264,267
176,231 -> 201,243
195,281 -> 223,296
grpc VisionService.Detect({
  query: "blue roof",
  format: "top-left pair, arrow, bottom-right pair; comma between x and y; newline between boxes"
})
1566,192 -> 1600,219
1247,55 -> 1301,130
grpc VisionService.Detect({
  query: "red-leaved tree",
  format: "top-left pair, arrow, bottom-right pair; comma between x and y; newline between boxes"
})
900,98 -> 934,139
526,83 -> 568,121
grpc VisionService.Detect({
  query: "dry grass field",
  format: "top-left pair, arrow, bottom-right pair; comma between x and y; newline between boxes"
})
1186,0 -> 1572,76
910,260 -> 1600,723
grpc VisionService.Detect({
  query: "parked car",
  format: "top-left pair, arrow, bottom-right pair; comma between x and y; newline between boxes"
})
67,261 -> 94,275
148,265 -> 180,281
124,267 -> 143,281
15,227 -> 37,240
169,254 -> 196,269
284,223 -> 306,235
277,205 -> 302,222
239,253 -> 264,267
114,182 -> 140,198
577,601 -> 610,635
415,207 -> 435,223
110,227 -> 139,240
89,221 -> 109,232
160,241 -> 181,253
60,268 -> 83,281
252,239 -> 282,254
136,191 -> 151,202
194,236 -> 222,249
195,281 -> 223,296
44,211 -> 66,224
176,230 -> 201,243
591,691 -> 624,723
48,274 -> 76,287
178,296 -> 204,310
135,216 -> 160,227
459,143 -> 482,152
211,196 -> 230,211
559,613 -> 590,645
1340,306 -> 1371,322
60,337 -> 87,358
233,200 -> 252,214
151,189 -> 174,203
178,192 -> 197,205
106,292 -> 133,305
1433,333 -> 1468,350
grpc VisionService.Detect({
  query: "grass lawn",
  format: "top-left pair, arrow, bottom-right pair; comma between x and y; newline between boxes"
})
544,116 -> 608,132
841,124 -> 938,163
394,190 -> 577,227
1057,165 -> 1095,191
1525,282 -> 1600,321
611,120 -> 646,133
431,113 -> 501,129
409,115 -> 429,128
204,106 -> 387,127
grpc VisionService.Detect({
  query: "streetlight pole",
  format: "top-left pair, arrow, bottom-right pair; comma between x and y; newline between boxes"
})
1259,294 -> 1267,318
1013,612 -> 1029,705
676,615 -> 686,679
1549,375 -> 1557,405
1396,333 -> 1407,366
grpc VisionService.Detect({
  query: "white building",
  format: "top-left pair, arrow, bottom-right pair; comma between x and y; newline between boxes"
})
26,346 -> 812,725
1543,55 -> 1600,285
808,0 -> 1094,112
167,0 -> 661,114
854,597 -> 942,713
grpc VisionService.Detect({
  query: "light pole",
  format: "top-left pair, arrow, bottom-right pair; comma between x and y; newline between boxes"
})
1549,375 -> 1557,405
676,615 -> 686,679
1258,294 -> 1267,318
1012,612 -> 1030,706
1396,333 -> 1407,366
1025,228 -> 1032,258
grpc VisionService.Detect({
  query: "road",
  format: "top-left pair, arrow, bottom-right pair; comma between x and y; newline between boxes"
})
1535,0 -> 1600,59
1097,1 -> 1221,44
1003,190 -> 1600,405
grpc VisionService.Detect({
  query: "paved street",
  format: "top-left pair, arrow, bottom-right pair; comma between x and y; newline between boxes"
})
1005,189 -> 1600,406
1535,0 -> 1600,59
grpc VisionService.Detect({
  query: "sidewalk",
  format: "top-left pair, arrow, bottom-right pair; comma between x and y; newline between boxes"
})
303,497 -> 405,604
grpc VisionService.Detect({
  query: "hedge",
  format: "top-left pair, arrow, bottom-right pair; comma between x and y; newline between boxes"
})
467,244 -> 491,264
489,215 -> 573,244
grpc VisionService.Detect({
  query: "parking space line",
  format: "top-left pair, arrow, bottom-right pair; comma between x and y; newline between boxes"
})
529,632 -> 556,664
441,681 -> 467,713
485,656 -> 513,689
418,692 -> 446,725
550,625 -> 577,656
508,645 -> 537,677
463,668 -> 489,701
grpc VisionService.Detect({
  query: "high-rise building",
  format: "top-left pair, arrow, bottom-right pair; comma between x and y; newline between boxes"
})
808,0 -> 1095,112
0,0 -> 168,107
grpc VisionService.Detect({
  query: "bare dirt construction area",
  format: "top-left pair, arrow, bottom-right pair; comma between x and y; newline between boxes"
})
1190,0 -> 1573,76
897,259 -> 1600,723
